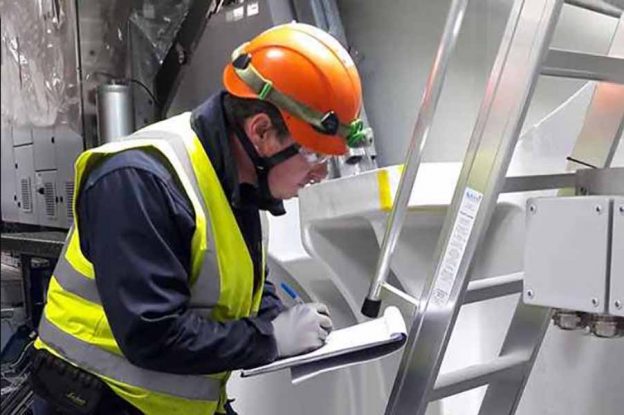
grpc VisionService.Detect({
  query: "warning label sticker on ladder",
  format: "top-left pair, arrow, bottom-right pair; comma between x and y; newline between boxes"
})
431,187 -> 483,306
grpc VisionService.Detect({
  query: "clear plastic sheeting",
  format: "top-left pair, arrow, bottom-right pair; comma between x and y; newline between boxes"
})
79,0 -> 132,98
80,0 -> 191,82
130,0 -> 192,64
128,0 -> 193,101
0,0 -> 80,129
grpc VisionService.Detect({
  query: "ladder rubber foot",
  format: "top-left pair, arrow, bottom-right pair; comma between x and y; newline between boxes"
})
362,298 -> 382,318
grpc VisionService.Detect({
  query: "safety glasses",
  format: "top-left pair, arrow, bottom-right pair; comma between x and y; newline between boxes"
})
297,145 -> 331,165
261,142 -> 330,169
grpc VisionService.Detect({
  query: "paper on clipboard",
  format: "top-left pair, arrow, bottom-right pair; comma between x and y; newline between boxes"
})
241,306 -> 407,384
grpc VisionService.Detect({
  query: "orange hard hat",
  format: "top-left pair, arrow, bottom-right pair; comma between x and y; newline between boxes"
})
223,22 -> 365,156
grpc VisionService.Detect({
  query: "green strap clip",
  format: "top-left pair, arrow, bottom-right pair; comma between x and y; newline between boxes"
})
258,81 -> 273,100
346,119 -> 371,148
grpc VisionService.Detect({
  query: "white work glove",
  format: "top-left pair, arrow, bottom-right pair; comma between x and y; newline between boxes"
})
271,303 -> 333,358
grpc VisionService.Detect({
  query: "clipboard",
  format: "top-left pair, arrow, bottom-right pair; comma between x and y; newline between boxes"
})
241,306 -> 407,384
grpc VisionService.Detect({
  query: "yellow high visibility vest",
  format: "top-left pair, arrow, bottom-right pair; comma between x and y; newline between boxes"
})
34,113 -> 267,414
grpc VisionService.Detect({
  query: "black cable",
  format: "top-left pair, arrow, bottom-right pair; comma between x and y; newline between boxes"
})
127,78 -> 159,107
88,71 -> 160,107
566,156 -> 597,169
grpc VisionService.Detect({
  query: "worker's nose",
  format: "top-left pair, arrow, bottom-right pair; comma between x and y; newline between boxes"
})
308,162 -> 328,183
315,161 -> 328,177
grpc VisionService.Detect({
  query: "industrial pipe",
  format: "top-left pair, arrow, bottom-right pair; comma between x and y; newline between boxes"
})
96,81 -> 135,143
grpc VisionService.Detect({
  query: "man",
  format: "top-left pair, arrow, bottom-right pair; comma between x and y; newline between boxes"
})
31,23 -> 366,415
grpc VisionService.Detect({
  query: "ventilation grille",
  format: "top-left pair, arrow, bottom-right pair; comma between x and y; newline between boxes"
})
20,178 -> 32,212
65,181 -> 75,221
44,181 -> 56,218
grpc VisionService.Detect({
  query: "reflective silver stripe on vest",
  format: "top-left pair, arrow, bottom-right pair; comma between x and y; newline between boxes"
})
52,228 -> 102,304
38,316 -> 222,401
130,114 -> 221,311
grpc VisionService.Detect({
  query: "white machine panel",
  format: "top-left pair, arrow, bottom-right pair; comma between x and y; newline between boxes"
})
610,197 -> 624,317
12,126 -> 32,146
33,126 -> 57,171
35,170 -> 61,228
14,144 -> 38,225
1,125 -> 19,222
524,196 -> 610,313
54,125 -> 83,228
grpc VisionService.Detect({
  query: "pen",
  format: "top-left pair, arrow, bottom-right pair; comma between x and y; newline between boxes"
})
280,282 -> 305,305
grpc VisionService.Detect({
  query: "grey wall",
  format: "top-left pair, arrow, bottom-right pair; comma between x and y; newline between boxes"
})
338,0 -> 620,166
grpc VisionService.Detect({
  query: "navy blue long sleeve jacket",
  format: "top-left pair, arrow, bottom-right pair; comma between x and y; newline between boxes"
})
76,93 -> 285,375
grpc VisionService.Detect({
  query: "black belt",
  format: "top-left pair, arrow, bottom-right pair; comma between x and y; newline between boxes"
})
30,349 -> 141,415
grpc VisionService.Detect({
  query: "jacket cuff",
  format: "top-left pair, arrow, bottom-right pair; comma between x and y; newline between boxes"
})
246,316 -> 278,364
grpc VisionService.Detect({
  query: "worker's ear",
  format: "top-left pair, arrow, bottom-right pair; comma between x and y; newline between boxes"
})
244,113 -> 283,156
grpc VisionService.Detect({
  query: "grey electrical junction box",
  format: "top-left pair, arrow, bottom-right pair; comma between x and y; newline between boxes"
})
523,196 -> 621,314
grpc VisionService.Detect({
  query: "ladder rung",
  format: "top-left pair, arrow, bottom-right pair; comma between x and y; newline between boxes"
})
541,48 -> 624,84
565,0 -> 622,18
464,272 -> 523,304
502,173 -> 576,193
431,353 -> 529,401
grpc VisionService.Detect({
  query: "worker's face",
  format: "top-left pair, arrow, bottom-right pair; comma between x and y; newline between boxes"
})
246,114 -> 328,199
267,142 -> 328,199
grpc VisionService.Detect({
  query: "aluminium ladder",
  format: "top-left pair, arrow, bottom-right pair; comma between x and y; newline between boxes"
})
360,0 -> 624,414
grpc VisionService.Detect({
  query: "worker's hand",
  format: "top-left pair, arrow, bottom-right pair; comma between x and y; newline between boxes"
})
271,303 -> 333,358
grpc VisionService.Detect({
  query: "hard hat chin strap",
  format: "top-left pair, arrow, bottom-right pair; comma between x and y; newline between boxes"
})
229,120 -> 301,216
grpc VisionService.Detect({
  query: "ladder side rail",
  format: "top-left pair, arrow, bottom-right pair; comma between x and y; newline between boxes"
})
476,301 -> 552,415
362,0 -> 471,318
385,1 -> 565,414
